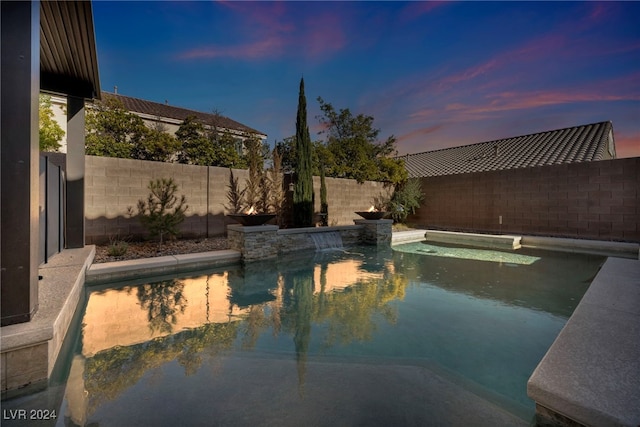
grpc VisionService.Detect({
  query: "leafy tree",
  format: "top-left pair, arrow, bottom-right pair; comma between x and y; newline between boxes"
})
175,115 -> 213,165
211,131 -> 247,168
85,96 -> 146,158
205,109 -> 247,168
39,94 -> 65,151
132,126 -> 181,162
294,78 -> 314,227
176,115 -> 250,168
316,97 -> 407,184
275,136 -> 297,173
133,178 -> 188,245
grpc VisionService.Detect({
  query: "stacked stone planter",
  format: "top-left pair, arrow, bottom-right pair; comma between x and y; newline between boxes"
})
354,219 -> 393,245
227,224 -> 279,261
227,219 -> 392,262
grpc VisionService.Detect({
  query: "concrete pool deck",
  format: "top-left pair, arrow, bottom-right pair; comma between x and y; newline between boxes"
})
1,246 -> 95,398
527,257 -> 640,427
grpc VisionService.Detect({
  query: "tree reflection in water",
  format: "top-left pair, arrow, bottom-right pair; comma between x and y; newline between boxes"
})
84,321 -> 240,412
136,279 -> 188,334
80,250 -> 409,412
291,272 -> 313,395
278,255 -> 407,394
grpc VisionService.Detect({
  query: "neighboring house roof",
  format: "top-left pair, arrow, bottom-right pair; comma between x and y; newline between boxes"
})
403,121 -> 615,178
40,1 -> 101,99
102,92 -> 266,138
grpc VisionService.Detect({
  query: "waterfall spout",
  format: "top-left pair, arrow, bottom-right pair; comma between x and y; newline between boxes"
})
310,231 -> 344,251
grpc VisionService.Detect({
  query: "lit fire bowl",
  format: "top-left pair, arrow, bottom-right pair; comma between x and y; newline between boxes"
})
228,214 -> 276,226
355,211 -> 388,220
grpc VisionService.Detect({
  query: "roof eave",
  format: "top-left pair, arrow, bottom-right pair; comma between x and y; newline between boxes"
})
40,0 -> 101,100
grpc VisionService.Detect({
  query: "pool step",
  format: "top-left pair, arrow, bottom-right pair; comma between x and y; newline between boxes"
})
391,229 -> 428,245
425,230 -> 522,250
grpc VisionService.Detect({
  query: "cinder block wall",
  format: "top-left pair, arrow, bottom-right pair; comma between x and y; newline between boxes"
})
85,156 -> 388,244
409,157 -> 640,242
313,176 -> 391,226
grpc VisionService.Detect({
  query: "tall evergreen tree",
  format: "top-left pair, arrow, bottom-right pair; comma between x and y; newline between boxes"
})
293,78 -> 314,227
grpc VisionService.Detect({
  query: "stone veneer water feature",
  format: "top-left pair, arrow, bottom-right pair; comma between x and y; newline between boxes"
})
227,219 -> 393,262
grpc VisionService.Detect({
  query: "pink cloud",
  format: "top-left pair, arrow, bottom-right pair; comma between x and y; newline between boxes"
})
438,59 -> 500,87
397,2 -> 447,23
178,2 -> 347,62
432,86 -> 637,123
180,36 -> 288,60
216,1 -> 294,34
396,124 -> 444,146
304,12 -> 347,58
613,132 -> 640,159
424,3 -> 636,99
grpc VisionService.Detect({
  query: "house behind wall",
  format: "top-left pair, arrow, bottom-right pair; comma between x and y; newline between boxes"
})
48,91 -> 267,153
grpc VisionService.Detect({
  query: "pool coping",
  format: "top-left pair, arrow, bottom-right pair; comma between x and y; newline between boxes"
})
85,249 -> 241,285
521,235 -> 640,259
527,257 -> 640,427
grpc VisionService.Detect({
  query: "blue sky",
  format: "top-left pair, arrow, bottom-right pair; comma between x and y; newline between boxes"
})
93,1 -> 640,158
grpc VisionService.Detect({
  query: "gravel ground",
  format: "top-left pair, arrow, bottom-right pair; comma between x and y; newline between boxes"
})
93,237 -> 229,264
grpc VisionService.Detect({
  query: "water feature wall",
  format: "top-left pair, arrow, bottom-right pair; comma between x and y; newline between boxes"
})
228,221 -> 392,262
310,231 -> 344,250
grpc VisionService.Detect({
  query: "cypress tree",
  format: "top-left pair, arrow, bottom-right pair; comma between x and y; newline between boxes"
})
293,78 -> 314,227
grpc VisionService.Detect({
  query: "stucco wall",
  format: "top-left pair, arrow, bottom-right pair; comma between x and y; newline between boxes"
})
84,156 -> 389,244
408,157 -> 640,242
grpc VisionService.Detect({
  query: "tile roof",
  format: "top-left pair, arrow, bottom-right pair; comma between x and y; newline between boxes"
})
101,92 -> 266,137
403,121 -> 615,178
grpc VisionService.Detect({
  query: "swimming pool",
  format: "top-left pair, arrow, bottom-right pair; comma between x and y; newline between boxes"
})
3,242 -> 605,426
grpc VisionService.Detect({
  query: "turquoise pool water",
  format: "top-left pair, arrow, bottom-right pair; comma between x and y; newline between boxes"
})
3,242 -> 605,426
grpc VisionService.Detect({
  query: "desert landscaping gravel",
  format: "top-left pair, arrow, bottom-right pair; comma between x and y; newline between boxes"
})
93,237 -> 229,264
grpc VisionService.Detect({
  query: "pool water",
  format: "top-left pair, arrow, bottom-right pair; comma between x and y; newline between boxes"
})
3,242 -> 606,426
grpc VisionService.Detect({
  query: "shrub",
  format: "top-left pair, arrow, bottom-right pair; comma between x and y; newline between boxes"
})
389,178 -> 424,223
224,169 -> 246,214
107,236 -> 129,257
134,178 -> 188,245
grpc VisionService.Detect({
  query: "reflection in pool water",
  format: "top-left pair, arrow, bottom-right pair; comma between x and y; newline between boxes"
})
3,243 -> 606,426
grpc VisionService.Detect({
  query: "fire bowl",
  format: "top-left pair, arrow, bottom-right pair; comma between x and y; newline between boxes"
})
227,214 -> 276,226
355,211 -> 388,220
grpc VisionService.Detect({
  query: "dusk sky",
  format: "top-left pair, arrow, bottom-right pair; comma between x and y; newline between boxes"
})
93,1 -> 640,158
